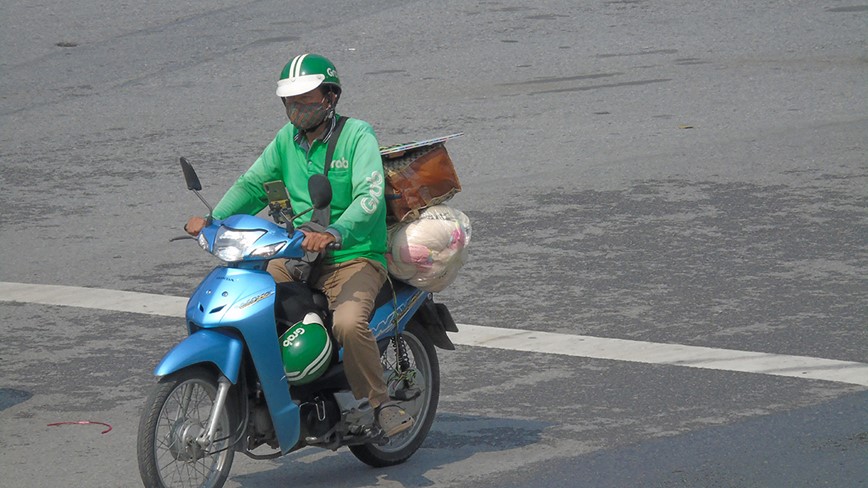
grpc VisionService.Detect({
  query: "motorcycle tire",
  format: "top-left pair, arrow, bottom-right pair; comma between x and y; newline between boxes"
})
137,365 -> 238,488
350,321 -> 440,467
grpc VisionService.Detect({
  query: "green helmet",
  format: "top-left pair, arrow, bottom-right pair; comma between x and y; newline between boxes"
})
279,312 -> 333,385
276,53 -> 341,98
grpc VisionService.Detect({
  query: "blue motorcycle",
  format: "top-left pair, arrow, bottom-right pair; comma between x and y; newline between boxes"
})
136,159 -> 457,488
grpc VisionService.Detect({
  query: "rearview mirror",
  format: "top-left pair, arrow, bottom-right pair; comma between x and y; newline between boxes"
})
180,157 -> 202,191
308,174 -> 332,210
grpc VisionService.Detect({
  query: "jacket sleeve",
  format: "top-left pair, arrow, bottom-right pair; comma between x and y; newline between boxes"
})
211,137 -> 283,220
329,129 -> 386,247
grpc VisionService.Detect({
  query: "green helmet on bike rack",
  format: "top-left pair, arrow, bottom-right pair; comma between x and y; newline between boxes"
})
279,312 -> 333,385
276,53 -> 342,98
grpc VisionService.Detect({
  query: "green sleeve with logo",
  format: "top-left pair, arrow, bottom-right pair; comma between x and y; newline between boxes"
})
212,116 -> 388,267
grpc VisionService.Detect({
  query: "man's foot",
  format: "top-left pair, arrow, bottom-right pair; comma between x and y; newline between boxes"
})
376,401 -> 414,437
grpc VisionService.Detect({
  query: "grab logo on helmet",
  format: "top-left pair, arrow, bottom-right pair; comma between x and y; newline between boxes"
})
279,312 -> 332,385
282,327 -> 305,348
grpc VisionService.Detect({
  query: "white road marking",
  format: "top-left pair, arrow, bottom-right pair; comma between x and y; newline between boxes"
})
455,325 -> 868,387
0,281 -> 188,317
2,281 -> 867,387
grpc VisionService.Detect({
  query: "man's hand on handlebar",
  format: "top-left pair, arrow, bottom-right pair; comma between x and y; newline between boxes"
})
300,230 -> 337,253
185,216 -> 207,236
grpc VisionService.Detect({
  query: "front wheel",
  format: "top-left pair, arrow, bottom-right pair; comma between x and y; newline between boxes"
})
137,366 -> 238,488
350,321 -> 440,467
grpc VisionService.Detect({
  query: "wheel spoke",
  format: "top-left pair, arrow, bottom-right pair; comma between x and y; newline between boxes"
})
379,331 -> 433,449
141,371 -> 234,488
349,325 -> 439,467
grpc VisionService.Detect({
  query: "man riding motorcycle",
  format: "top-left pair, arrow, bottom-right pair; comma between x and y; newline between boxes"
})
184,53 -> 413,437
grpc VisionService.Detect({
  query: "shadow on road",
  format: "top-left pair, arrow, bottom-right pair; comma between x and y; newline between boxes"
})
0,388 -> 33,411
232,412 -> 550,487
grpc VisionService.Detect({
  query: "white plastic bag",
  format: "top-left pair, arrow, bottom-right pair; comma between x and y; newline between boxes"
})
386,205 -> 471,292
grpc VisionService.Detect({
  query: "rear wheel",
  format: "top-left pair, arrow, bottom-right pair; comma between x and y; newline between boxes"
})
137,366 -> 237,488
350,321 -> 440,467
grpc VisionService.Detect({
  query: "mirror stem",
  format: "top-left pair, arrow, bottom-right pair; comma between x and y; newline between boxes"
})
192,190 -> 214,224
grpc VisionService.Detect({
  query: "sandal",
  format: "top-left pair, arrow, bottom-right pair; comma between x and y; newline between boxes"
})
376,401 -> 414,437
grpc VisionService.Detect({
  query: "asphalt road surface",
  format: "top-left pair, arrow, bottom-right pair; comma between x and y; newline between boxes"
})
1,1 -> 866,487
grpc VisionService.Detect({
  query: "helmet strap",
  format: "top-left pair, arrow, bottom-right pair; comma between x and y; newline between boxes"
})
287,87 -> 340,143
295,111 -> 336,144
313,92 -> 339,134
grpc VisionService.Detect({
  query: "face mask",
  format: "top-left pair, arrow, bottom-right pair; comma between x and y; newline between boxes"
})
286,98 -> 330,131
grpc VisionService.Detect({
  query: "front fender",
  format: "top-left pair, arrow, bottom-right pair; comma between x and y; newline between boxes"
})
154,329 -> 243,384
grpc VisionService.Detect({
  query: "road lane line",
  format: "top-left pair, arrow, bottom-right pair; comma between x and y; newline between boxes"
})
455,324 -> 868,387
2,281 -> 867,387
0,281 -> 187,317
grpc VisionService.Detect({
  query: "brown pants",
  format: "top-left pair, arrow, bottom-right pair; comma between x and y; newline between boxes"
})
267,257 -> 390,408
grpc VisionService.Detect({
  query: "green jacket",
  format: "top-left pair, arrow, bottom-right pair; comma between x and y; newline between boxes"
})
212,116 -> 387,267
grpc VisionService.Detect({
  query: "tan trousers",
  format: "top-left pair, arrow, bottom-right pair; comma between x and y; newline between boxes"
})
267,257 -> 390,408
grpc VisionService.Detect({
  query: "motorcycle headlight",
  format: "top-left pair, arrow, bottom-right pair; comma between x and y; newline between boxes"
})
213,227 -> 266,262
249,241 -> 286,259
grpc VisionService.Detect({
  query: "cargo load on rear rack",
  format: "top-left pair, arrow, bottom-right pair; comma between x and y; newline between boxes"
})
386,205 -> 471,292
380,133 -> 463,223
380,134 -> 470,292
